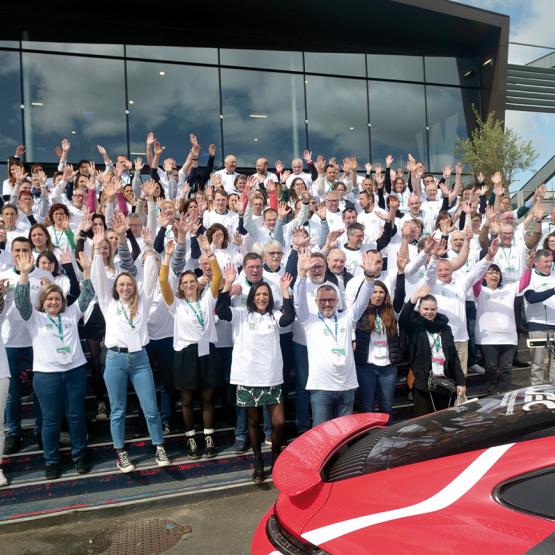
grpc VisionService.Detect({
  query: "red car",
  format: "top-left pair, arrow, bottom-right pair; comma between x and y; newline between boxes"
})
252,385 -> 555,554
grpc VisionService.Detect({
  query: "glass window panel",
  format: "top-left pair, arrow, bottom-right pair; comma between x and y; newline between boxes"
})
425,56 -> 480,86
305,52 -> 366,77
369,81 -> 427,166
0,41 -> 19,48
306,76 -> 368,161
22,53 -> 126,162
22,41 -> 123,56
0,51 -> 22,160
427,85 -> 480,172
127,61 -> 221,164
220,49 -> 302,71
221,69 -> 305,167
126,45 -> 217,65
367,54 -> 423,82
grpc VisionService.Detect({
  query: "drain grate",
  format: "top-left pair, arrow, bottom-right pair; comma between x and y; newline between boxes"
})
100,518 -> 191,555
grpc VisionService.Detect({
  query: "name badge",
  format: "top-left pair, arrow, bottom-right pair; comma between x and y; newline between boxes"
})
331,347 -> 347,368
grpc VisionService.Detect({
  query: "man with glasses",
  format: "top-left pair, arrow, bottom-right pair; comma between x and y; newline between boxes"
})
294,249 -> 378,426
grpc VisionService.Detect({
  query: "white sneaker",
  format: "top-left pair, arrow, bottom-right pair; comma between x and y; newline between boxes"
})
470,364 -> 485,374
116,450 -> 135,473
96,401 -> 108,421
155,445 -> 170,467
0,469 -> 7,487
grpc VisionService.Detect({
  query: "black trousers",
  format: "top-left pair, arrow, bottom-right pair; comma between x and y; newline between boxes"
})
413,387 -> 452,416
480,344 -> 516,395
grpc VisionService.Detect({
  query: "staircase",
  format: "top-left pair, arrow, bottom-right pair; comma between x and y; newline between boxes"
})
0,347 -> 531,527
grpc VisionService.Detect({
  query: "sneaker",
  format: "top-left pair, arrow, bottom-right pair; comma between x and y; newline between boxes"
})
186,437 -> 200,460
162,423 -> 171,436
74,457 -> 91,475
232,439 -> 248,454
155,445 -> 171,467
469,364 -> 486,374
252,456 -> 265,484
204,435 -> 216,458
96,401 -> 108,421
45,463 -> 61,480
0,470 -> 7,487
264,434 -> 272,447
116,450 -> 135,473
4,435 -> 22,455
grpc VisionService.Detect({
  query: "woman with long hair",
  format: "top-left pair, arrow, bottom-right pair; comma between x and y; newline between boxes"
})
354,252 -> 407,422
29,223 -> 56,258
91,228 -> 170,473
159,235 -> 222,458
14,250 -> 95,479
216,266 -> 294,483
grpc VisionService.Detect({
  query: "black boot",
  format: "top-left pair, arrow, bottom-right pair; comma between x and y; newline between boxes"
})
252,455 -> 265,484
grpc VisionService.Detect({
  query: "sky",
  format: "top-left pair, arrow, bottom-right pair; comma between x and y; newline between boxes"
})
455,0 -> 555,192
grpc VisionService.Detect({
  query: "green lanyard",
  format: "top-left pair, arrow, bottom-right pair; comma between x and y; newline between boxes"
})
47,314 -> 64,342
428,332 -> 441,353
375,314 -> 383,334
118,301 -> 135,329
53,228 -> 64,248
500,246 -> 512,265
318,313 -> 338,343
186,300 -> 205,330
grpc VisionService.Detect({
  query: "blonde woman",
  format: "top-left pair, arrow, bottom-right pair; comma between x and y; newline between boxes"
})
91,228 -> 170,473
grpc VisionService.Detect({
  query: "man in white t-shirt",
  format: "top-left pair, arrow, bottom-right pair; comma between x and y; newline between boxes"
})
294,249 -> 378,426
214,154 -> 239,194
1,237 -> 53,453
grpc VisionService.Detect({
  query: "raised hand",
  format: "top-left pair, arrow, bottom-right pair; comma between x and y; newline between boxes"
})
396,249 -> 409,273
487,237 -> 500,261
364,162 -> 372,175
92,227 -> 105,248
16,251 -> 35,274
362,251 -> 379,277
442,165 -> 453,179
197,233 -> 211,253
61,139 -> 71,153
143,227 -> 153,249
223,263 -> 237,285
297,249 -> 315,277
86,161 -> 96,177
302,150 -> 312,163
146,132 -> 156,146
165,239 -> 176,258
233,231 -> 243,247
78,251 -> 92,274
110,211 -> 127,237
412,284 -> 432,302
275,160 -> 284,174
278,201 -> 291,220
80,208 -> 93,233
135,157 -> 144,172
455,162 -> 464,175
15,144 -> 26,158
315,155 -> 326,173
280,272 -> 293,292
385,154 -> 394,168
281,170 -> 291,182
96,144 -> 107,156
153,141 -> 164,156
317,202 -> 327,220
208,144 -> 216,157
143,179 -> 157,200
190,133 -> 198,147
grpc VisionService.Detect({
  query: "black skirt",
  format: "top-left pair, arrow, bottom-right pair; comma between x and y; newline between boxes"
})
173,342 -> 223,390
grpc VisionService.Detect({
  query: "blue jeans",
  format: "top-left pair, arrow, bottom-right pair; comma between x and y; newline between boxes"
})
293,342 -> 311,432
104,348 -> 164,449
146,337 -> 176,425
33,366 -> 88,465
310,389 -> 356,427
6,346 -> 41,437
356,363 -> 397,419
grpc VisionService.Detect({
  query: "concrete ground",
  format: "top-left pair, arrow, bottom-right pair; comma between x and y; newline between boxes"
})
0,484 -> 277,555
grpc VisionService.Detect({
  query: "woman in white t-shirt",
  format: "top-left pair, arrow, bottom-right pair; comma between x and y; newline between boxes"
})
159,235 -> 222,460
473,252 -> 533,394
91,228 -> 171,474
216,264 -> 294,484
14,250 -> 95,480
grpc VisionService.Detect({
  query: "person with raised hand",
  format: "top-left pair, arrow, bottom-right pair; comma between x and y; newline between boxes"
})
159,234 -> 222,459
294,249 -> 377,426
399,284 -> 465,415
216,264 -> 295,483
14,250 -> 95,480
0,278 -> 11,486
90,227 -> 170,473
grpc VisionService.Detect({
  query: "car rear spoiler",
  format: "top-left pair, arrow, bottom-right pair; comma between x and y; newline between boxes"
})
273,413 -> 389,497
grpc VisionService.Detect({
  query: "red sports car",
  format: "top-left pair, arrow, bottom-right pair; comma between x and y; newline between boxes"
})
252,385 -> 555,554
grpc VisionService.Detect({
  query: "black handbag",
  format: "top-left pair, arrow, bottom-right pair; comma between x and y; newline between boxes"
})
428,373 -> 456,397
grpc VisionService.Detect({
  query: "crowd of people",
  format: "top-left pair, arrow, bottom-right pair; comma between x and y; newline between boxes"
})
0,132 -> 553,486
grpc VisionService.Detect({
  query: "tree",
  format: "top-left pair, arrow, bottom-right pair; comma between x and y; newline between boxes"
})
456,107 -> 537,189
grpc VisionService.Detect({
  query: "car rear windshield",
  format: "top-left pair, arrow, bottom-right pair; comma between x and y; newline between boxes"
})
325,385 -> 555,482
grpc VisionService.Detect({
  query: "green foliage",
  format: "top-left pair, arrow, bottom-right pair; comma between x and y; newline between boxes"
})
455,107 -> 538,188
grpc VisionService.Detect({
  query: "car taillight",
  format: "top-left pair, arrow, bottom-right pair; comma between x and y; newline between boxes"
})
266,515 -> 330,555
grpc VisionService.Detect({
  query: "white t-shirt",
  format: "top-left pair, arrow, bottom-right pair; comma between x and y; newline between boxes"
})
229,308 -> 284,387
474,282 -> 520,345
213,169 -> 239,194
0,266 -> 54,348
524,270 -> 555,325
24,304 -> 87,372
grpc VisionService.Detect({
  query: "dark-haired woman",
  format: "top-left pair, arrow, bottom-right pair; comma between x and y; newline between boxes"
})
216,265 -> 294,483
47,203 -> 75,251
14,250 -> 95,479
399,285 -> 466,416
354,252 -> 407,422
29,223 -> 57,259
159,235 -> 222,459
37,250 -> 80,300
473,255 -> 532,395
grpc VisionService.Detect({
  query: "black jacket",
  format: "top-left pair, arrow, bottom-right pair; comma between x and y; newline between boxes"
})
398,301 -> 465,391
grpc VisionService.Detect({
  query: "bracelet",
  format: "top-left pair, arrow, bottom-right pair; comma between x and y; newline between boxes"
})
192,157 -> 199,161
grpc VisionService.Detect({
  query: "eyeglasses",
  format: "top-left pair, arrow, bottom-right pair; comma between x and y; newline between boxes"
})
317,298 -> 337,304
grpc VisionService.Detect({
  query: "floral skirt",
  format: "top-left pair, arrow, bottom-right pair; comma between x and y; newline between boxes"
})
236,385 -> 283,407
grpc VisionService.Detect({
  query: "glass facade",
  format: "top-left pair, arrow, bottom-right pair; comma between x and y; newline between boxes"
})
0,42 -> 481,172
